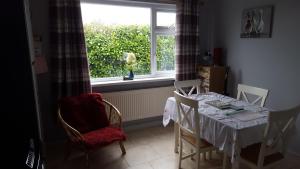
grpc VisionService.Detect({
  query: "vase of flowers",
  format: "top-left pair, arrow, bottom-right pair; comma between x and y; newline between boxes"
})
123,52 -> 136,80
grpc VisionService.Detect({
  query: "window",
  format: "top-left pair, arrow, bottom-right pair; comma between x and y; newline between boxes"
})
81,2 -> 175,81
154,11 -> 176,73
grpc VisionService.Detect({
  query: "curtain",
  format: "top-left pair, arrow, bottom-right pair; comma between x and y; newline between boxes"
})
49,0 -> 91,99
175,0 -> 202,80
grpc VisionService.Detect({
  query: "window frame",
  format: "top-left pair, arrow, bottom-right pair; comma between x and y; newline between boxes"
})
81,0 -> 176,82
152,9 -> 176,76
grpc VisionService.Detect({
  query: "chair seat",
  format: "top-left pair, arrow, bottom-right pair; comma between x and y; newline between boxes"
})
181,129 -> 213,148
83,126 -> 126,149
240,143 -> 284,166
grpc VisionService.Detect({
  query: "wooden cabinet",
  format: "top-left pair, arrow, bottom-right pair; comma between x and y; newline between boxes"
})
197,65 -> 227,94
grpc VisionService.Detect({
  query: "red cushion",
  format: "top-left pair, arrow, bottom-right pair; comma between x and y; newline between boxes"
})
83,126 -> 126,149
59,93 -> 110,133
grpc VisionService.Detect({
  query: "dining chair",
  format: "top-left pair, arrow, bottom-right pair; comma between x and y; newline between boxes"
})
238,104 -> 300,169
58,93 -> 126,168
237,84 -> 269,107
174,91 -> 216,169
174,79 -> 214,159
174,79 -> 201,96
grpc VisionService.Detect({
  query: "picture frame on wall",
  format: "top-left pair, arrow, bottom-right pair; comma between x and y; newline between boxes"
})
240,5 -> 274,38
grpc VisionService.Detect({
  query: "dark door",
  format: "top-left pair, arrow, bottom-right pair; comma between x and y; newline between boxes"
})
1,0 -> 42,168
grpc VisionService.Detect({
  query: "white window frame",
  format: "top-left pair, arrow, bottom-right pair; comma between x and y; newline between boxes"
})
81,0 -> 176,83
152,8 -> 176,76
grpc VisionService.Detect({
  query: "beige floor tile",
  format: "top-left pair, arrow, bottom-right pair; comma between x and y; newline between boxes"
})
124,144 -> 161,166
91,146 -> 127,167
127,162 -> 154,169
149,155 -> 179,169
91,157 -> 129,169
148,137 -> 175,157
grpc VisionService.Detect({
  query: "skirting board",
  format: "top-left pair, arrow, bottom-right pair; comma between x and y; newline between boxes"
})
123,115 -> 173,132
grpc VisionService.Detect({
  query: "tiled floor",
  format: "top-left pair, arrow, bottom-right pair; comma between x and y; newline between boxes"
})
45,124 -> 300,169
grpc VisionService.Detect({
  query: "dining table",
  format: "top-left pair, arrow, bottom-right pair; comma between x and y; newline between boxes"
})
162,92 -> 271,169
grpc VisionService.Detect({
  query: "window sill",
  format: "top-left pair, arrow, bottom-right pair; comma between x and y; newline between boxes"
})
92,76 -> 174,87
92,76 -> 175,93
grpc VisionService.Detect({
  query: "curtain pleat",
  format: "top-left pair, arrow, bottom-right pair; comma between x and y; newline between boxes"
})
49,0 -> 91,99
175,0 -> 202,80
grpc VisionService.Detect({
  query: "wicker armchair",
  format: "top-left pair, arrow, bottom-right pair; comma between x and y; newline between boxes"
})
57,93 -> 126,168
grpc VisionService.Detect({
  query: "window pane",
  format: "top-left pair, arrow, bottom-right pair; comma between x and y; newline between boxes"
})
81,3 -> 151,78
157,12 -> 175,27
156,35 -> 175,71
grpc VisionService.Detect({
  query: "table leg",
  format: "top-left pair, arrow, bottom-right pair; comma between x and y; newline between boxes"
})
174,122 -> 179,153
231,136 -> 240,169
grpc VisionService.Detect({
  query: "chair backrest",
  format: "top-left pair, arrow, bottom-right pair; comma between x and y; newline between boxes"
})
59,93 -> 109,133
174,79 -> 201,96
174,91 -> 200,138
257,105 -> 300,167
237,84 -> 269,107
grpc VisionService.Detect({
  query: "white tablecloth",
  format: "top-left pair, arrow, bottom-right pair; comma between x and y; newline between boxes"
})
163,92 -> 270,166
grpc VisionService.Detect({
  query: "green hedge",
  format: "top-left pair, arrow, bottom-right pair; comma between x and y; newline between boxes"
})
84,23 -> 174,78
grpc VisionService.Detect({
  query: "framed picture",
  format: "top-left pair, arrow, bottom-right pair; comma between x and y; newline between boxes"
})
240,5 -> 273,38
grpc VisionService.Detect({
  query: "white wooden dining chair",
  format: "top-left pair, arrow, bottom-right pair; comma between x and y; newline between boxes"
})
174,79 -> 213,159
174,91 -> 216,169
238,104 -> 300,169
237,84 -> 269,107
174,79 -> 201,96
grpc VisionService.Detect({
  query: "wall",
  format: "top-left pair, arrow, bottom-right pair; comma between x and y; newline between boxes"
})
214,0 -> 300,154
29,0 -> 67,142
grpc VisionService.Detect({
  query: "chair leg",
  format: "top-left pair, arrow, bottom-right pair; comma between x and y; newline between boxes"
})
196,150 -> 201,169
178,139 -> 183,169
119,141 -> 126,155
174,123 -> 179,153
222,153 -> 228,169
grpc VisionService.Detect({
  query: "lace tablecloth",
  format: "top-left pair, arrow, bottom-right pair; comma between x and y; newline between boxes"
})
163,92 -> 270,167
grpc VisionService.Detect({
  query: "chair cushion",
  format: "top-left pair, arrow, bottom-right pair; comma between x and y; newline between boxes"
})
83,126 -> 126,149
59,93 -> 110,133
240,143 -> 284,166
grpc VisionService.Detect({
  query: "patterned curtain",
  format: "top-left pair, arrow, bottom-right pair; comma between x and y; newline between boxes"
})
175,0 -> 202,80
49,0 -> 91,99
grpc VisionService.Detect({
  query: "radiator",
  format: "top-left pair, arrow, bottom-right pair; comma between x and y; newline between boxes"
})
102,86 -> 174,122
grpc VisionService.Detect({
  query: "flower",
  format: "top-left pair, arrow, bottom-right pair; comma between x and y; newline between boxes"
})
125,52 -> 136,71
126,52 -> 136,65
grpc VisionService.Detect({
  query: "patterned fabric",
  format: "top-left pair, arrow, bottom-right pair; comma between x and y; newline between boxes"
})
59,93 -> 109,133
175,0 -> 202,80
83,126 -> 126,149
50,0 -> 91,99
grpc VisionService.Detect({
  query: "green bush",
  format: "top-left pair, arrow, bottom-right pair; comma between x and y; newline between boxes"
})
157,35 -> 175,71
84,23 -> 174,78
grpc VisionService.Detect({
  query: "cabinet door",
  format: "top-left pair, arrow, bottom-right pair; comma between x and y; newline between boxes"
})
209,66 -> 226,94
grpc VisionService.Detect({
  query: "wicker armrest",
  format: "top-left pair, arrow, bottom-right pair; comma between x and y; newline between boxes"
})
103,99 -> 123,128
57,109 -> 84,144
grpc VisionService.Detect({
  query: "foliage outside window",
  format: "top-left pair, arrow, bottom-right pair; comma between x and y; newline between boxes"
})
81,3 -> 175,80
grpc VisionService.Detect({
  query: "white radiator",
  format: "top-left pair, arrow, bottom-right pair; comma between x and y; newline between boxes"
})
102,86 -> 174,122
